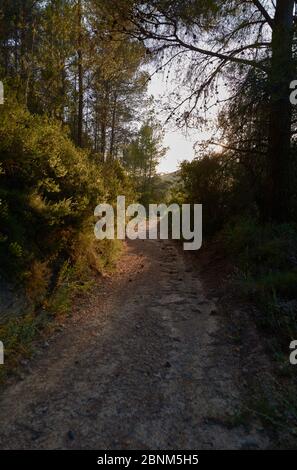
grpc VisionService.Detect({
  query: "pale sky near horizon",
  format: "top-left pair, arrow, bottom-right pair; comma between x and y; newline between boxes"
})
148,73 -> 197,174
147,72 -> 219,174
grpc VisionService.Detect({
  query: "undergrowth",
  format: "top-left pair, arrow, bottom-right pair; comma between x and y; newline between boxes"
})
222,218 -> 297,352
0,234 -> 122,383
220,218 -> 297,444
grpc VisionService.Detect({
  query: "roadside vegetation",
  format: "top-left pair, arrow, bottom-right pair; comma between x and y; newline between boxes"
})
0,1 -> 151,378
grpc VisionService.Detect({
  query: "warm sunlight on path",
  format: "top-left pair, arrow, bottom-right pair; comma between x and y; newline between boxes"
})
0,239 -> 270,449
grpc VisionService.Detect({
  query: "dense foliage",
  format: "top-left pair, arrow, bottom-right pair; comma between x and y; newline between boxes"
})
0,1 -> 149,300
0,98 -> 135,285
122,121 -> 167,205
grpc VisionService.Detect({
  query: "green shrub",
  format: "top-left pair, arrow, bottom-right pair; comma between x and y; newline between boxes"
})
0,99 -> 136,299
180,153 -> 255,235
0,99 -> 101,279
222,218 -> 297,346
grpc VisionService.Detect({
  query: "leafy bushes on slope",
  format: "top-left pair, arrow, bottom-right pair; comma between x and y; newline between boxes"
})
179,154 -> 297,347
180,153 -> 255,235
223,218 -> 297,346
0,100 -> 134,299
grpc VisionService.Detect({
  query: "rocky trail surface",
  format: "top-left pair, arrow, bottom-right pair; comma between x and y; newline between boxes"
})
0,238 -> 271,449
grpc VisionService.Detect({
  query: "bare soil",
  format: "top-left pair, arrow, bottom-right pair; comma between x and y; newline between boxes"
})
0,238 -> 272,449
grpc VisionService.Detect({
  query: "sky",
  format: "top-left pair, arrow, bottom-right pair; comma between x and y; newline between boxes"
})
148,73 -> 197,174
147,72 -> 218,174
158,129 -> 198,174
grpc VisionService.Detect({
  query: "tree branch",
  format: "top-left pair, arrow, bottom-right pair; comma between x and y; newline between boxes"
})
173,33 -> 268,72
209,140 -> 266,155
252,0 -> 274,28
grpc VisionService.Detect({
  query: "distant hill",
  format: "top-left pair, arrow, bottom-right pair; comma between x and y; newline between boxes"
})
159,171 -> 181,184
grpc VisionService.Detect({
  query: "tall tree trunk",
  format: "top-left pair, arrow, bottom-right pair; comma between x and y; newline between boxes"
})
109,92 -> 118,160
100,83 -> 110,161
100,119 -> 106,161
77,0 -> 83,147
77,49 -> 83,146
266,0 -> 295,221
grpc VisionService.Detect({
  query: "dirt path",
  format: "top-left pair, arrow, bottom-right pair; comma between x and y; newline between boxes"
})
0,238 -> 271,449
